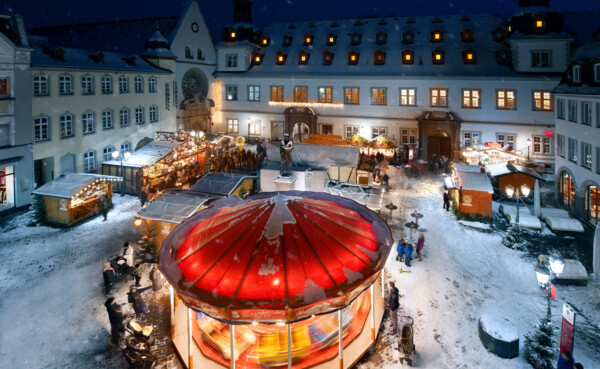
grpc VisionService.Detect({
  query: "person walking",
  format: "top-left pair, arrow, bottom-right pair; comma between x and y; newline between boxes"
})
404,243 -> 414,267
150,265 -> 164,297
416,233 -> 425,262
387,282 -> 400,335
127,286 -> 151,319
132,263 -> 142,287
396,238 -> 406,262
102,262 -> 117,294
105,297 -> 125,345
382,172 -> 390,191
123,242 -> 134,269
443,191 -> 451,211
100,193 -> 110,221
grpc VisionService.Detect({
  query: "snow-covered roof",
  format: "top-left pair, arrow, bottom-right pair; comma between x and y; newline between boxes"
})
266,143 -> 359,168
486,162 -> 545,181
190,172 -> 256,196
102,141 -> 181,168
136,190 -> 221,224
456,171 -> 494,194
452,163 -> 482,173
32,173 -> 121,199
323,180 -> 383,211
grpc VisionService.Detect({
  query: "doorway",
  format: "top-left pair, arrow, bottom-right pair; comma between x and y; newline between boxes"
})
292,123 -> 310,142
271,121 -> 284,141
427,130 -> 451,158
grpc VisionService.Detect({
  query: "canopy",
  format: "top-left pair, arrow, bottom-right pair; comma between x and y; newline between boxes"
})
101,140 -> 181,168
190,172 -> 256,197
158,191 -> 392,323
136,190 -> 222,224
32,173 -> 121,199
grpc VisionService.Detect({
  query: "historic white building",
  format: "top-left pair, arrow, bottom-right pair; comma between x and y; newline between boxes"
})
0,13 -> 34,214
213,0 -> 576,171
553,30 -> 600,224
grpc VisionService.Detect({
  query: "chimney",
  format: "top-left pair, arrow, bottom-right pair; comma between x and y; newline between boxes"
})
232,0 -> 253,23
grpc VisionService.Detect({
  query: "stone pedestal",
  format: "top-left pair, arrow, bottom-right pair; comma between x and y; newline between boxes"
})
273,174 -> 297,192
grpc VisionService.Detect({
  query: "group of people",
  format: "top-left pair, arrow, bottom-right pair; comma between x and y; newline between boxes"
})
140,160 -> 205,206
428,154 -> 451,174
209,148 -> 261,173
103,242 -> 164,345
395,234 -> 425,267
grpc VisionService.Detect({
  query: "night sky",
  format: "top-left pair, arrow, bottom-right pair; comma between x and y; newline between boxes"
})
2,0 -> 599,42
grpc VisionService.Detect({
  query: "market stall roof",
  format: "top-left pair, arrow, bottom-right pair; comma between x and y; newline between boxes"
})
189,172 -> 257,197
136,190 -> 222,224
158,191 -> 393,323
486,162 -> 545,181
266,143 -> 359,168
101,140 -> 181,168
323,180 -> 383,211
32,173 -> 122,199
456,171 -> 494,194
452,163 -> 483,173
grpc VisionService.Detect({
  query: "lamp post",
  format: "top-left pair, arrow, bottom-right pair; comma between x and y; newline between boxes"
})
505,184 -> 530,225
535,256 -> 565,323
526,138 -> 531,162
112,150 -> 131,196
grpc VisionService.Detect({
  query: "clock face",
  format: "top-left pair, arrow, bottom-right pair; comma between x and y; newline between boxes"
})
191,22 -> 199,33
182,68 -> 209,100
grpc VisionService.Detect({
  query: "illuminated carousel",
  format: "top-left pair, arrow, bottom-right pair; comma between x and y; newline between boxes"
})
159,191 -> 393,369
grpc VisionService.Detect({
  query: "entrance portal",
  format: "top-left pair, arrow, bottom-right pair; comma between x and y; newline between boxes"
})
427,130 -> 452,158
292,122 -> 310,142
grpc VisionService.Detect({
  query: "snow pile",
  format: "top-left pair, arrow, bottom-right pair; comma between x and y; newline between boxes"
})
545,217 -> 585,232
479,313 -> 519,342
499,204 -> 542,229
539,207 -> 571,220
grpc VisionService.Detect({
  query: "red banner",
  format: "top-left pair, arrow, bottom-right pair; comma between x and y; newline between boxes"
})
485,142 -> 503,148
559,304 -> 575,357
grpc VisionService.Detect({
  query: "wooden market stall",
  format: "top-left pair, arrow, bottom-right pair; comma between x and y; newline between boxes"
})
486,161 -> 545,197
448,164 -> 494,218
32,173 -> 120,226
461,147 -> 528,167
190,172 -> 257,198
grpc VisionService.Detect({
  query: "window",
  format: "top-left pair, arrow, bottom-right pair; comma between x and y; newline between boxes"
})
344,87 -> 359,105
227,118 -> 239,133
400,88 -> 416,106
248,85 -> 260,101
197,48 -> 204,60
463,131 -> 481,147
557,99 -> 565,119
348,50 -> 359,65
185,47 -> 192,59
463,49 -> 476,64
59,75 -> 73,95
573,65 -> 581,83
535,19 -> 544,28
101,75 -> 112,94
345,125 -> 359,139
400,129 -> 417,145
249,120 -> 261,135
303,33 -> 314,46
149,105 -> 158,123
533,91 -> 552,111
568,138 -> 578,163
531,50 -> 551,68
372,127 -> 387,139
376,31 -> 387,44
134,76 -> 144,93
585,185 -> 600,224
118,76 -> 129,93
226,54 -> 238,68
103,146 -> 115,162
299,51 -> 310,64
135,106 -> 145,125
461,28 -> 473,42
374,49 -> 386,65
557,134 -> 565,157
320,124 -> 333,135
83,151 -> 96,172
430,88 -> 448,107
81,75 -> 94,95
432,49 -> 444,64
371,88 -> 387,105
431,29 -> 443,42
595,64 -> 600,82
148,77 -> 157,93
294,86 -> 307,102
496,90 -> 516,110
582,102 -> 592,125
533,135 -> 551,155
33,116 -> 50,143
496,133 -> 515,151
270,86 -> 283,102
323,50 -> 334,65
582,142 -> 592,169
282,35 -> 292,47
33,74 -> 49,96
568,100 -> 578,122
102,109 -> 113,130
260,36 -> 269,47
276,52 -> 287,65
318,86 -> 333,103
403,30 -> 414,44
82,111 -> 95,134
402,49 -> 414,64
351,32 -> 361,45
226,85 -> 238,101
119,108 -> 130,127
462,89 -> 480,108
120,142 -> 130,154
327,33 -> 336,46
252,52 -> 263,65
60,113 -> 74,138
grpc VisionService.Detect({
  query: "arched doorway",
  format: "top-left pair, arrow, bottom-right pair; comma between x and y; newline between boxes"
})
292,122 -> 310,142
584,184 -> 599,224
283,107 -> 317,142
559,171 -> 576,210
427,130 -> 451,158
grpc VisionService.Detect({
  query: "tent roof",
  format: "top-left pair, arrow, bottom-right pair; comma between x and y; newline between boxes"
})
266,142 -> 359,168
456,171 -> 494,194
136,190 -> 222,224
158,191 -> 393,323
189,172 -> 256,196
486,162 -> 545,181
102,140 -> 181,168
32,173 -> 121,198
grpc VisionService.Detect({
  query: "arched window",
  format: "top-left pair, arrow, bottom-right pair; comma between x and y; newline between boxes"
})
34,115 -> 50,142
134,76 -> 144,93
103,146 -> 115,162
59,113 -> 74,138
33,74 -> 49,96
585,185 -> 600,224
197,48 -> 204,60
82,111 -> 95,135
185,46 -> 192,59
119,107 -> 130,127
135,106 -> 145,125
59,74 -> 73,95
102,109 -> 113,130
101,75 -> 112,94
120,142 -> 130,154
560,171 -> 576,210
80,74 -> 94,95
149,105 -> 158,123
83,150 -> 96,172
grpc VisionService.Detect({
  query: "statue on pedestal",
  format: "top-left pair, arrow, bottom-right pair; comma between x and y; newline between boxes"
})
280,133 -> 293,176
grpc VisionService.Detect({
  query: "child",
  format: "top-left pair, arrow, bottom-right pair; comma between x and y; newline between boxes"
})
132,263 -> 142,287
416,233 -> 425,262
404,244 -> 414,267
396,238 -> 406,262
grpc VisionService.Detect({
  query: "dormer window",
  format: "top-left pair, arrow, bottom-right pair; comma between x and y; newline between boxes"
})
495,49 -> 510,65
304,33 -> 314,46
403,30 -> 414,44
535,19 -> 544,28
299,51 -> 310,64
252,52 -> 263,65
492,27 -> 506,42
461,28 -> 473,42
276,51 -> 287,65
282,35 -> 293,47
374,49 -> 386,65
463,49 -> 476,64
323,50 -> 334,65
229,31 -> 236,40
376,31 -> 387,45
260,36 -> 270,47
572,65 -> 581,83
431,29 -> 443,42
402,49 -> 414,64
327,33 -> 337,46
351,32 -> 362,45
432,48 -> 444,64
348,50 -> 359,65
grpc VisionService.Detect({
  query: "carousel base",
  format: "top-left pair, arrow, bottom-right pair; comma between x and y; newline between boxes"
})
273,174 -> 297,192
171,277 -> 384,369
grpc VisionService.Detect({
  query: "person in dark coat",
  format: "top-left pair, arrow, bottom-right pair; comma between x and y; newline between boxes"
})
100,194 -> 110,221
105,297 -> 125,344
382,172 -> 390,191
150,265 -> 163,297
396,239 -> 406,262
128,286 -> 151,319
132,263 -> 142,287
557,351 -> 575,369
103,262 -> 117,294
574,363 -> 584,369
443,191 -> 451,211
404,244 -> 414,267
387,282 -> 400,335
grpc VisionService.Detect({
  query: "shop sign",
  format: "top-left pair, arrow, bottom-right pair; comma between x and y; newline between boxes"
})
60,199 -> 67,211
559,303 -> 576,356
485,142 -> 503,148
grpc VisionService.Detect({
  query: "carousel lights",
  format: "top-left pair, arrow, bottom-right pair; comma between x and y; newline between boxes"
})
134,218 -> 143,227
268,101 -> 344,109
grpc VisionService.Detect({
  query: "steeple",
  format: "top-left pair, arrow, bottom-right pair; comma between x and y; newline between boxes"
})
233,0 -> 253,23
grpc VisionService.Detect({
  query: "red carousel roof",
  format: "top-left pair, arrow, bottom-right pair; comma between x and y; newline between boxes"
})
158,191 -> 393,323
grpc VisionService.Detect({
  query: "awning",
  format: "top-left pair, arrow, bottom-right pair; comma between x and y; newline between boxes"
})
0,156 -> 23,167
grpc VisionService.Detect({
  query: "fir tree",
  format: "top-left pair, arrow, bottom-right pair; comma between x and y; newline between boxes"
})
28,194 -> 46,226
502,223 -> 525,250
524,318 -> 555,369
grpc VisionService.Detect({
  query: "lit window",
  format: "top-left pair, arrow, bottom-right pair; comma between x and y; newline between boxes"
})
403,49 -> 414,64
255,55 -> 261,62
294,86 -> 307,102
323,51 -> 334,65
536,20 -> 544,28
60,113 -> 74,138
432,30 -> 443,42
371,88 -> 387,105
270,86 -> 284,102
230,31 -> 236,39
344,87 -> 359,104
533,91 -> 552,111
276,52 -> 287,64
400,88 -> 416,106
430,88 -> 448,107
496,90 -> 516,110
299,52 -> 310,64
226,85 -> 238,101
348,51 -> 359,65
227,118 -> 239,133
433,49 -> 444,64
374,49 -> 385,65
318,86 -> 333,103
462,89 -> 480,108
434,33 -> 440,40
304,34 -> 313,46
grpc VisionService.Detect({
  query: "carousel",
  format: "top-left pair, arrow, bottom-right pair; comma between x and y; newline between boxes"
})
158,191 -> 393,369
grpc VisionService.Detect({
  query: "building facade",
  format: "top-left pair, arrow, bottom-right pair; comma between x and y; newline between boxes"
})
553,29 -> 600,225
0,14 -> 34,213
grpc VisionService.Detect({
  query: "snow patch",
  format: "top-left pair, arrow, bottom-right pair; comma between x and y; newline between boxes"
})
258,257 -> 280,276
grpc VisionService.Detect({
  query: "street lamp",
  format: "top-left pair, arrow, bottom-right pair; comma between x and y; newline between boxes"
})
535,256 -> 565,323
505,184 -> 530,225
112,150 -> 131,196
526,138 -> 531,162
